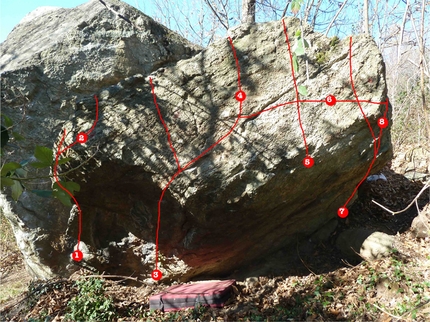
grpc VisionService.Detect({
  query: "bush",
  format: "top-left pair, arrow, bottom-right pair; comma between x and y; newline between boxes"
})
65,277 -> 116,322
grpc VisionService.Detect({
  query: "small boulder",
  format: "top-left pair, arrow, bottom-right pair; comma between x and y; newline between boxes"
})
336,229 -> 395,262
411,204 -> 430,239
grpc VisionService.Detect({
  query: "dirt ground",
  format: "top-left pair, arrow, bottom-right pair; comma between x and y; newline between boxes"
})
1,145 -> 429,321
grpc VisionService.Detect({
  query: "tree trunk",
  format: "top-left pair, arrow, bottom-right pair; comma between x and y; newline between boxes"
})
363,0 -> 369,35
242,0 -> 256,24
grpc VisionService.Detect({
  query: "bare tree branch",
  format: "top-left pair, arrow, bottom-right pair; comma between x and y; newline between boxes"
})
363,0 -> 370,35
325,0 -> 349,36
398,0 -> 410,63
281,0 -> 292,18
303,0 -> 314,23
372,177 -> 430,215
242,0 -> 256,24
311,0 -> 324,27
203,0 -> 229,30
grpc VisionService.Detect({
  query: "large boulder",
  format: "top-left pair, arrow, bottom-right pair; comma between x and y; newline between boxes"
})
1,0 -> 392,282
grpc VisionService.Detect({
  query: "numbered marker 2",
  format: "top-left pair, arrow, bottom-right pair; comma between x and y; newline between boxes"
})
77,132 -> 88,144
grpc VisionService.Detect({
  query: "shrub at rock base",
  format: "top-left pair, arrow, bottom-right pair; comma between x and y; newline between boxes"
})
65,278 -> 116,322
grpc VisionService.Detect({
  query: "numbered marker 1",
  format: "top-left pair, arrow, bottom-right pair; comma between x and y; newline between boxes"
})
303,156 -> 314,168
77,132 -> 88,144
337,207 -> 349,218
72,250 -> 83,262
235,90 -> 246,102
151,269 -> 162,281
325,95 -> 337,106
377,117 -> 388,129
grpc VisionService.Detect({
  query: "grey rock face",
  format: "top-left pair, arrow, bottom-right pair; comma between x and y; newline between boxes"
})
336,229 -> 395,262
1,0 -> 201,79
310,218 -> 338,243
1,1 -> 392,282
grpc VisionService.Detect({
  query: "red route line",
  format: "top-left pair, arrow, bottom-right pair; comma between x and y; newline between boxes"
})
239,99 -> 383,119
342,37 -> 389,207
349,37 -> 376,144
150,23 -> 390,274
149,78 -> 182,171
229,37 -> 243,90
282,18 -> 310,157
53,95 -> 99,251
150,37 -> 243,270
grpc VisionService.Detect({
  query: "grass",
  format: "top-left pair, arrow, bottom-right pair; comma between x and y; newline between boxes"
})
0,280 -> 27,304
0,209 -> 16,249
0,210 -> 30,306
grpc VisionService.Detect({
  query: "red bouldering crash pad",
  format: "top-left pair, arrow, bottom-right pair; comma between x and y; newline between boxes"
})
149,279 -> 236,312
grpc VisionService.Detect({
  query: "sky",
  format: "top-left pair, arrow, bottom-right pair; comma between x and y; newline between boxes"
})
0,0 -> 153,43
0,1 -> 418,50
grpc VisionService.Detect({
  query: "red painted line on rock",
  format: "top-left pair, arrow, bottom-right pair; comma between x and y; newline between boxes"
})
342,37 -> 389,207
349,37 -> 376,144
282,18 -> 310,157
237,31 -> 390,211
228,37 -> 243,90
53,130 -> 83,249
149,79 -> 182,171
53,95 -> 99,252
342,99 -> 389,207
239,99 -> 385,120
150,37 -> 243,272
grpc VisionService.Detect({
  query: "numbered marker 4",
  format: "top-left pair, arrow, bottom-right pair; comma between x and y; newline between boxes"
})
235,90 -> 246,102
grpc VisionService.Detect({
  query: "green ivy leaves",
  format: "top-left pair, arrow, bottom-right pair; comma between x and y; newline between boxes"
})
1,115 -> 81,207
1,114 -> 13,128
53,181 -> 80,207
291,0 -> 304,15
0,161 -> 24,200
298,85 -> 308,96
291,30 -> 309,97
10,179 -> 24,201
293,36 -> 309,57
1,162 -> 21,177
65,278 -> 117,321
31,146 -> 54,168
1,162 -> 22,188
